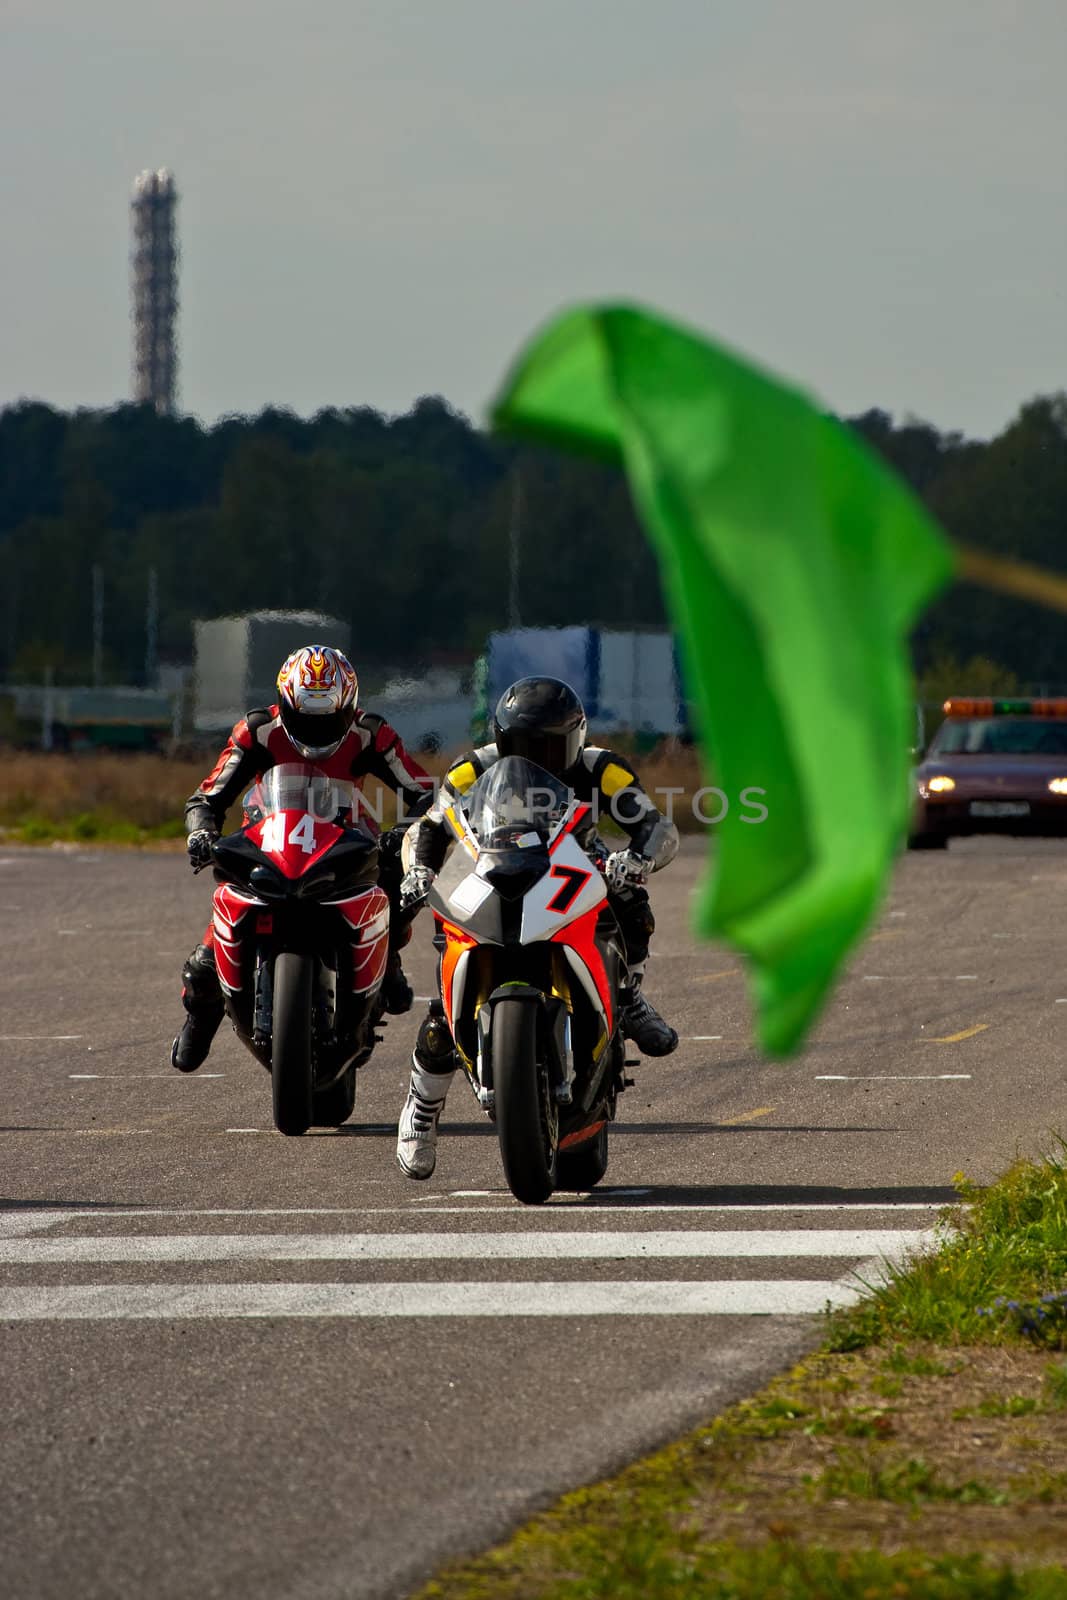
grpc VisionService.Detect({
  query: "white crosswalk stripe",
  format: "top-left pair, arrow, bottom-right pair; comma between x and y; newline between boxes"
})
0,1228 -> 933,1265
0,1210 -> 936,1322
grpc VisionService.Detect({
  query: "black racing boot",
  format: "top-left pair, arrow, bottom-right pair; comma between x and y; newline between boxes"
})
380,952 -> 414,1015
171,1013 -> 223,1073
620,979 -> 678,1057
171,944 -> 225,1073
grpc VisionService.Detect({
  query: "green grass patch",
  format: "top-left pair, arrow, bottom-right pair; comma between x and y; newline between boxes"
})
1,811 -> 185,846
807,1451 -> 1009,1506
1043,1359 -> 1067,1409
827,1149 -> 1067,1351
420,1544 -> 1067,1599
953,1396 -> 1040,1420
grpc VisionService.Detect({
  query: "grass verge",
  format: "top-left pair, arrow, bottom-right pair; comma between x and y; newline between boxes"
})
413,1150 -> 1067,1599
0,745 -> 718,843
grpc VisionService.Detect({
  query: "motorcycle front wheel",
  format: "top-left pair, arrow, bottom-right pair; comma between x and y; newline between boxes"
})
493,997 -> 557,1205
271,951 -> 314,1136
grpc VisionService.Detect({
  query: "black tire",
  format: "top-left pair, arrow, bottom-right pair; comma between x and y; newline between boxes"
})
907,833 -> 949,850
271,952 -> 314,1136
557,1122 -> 609,1192
492,998 -> 557,1205
312,1065 -> 357,1128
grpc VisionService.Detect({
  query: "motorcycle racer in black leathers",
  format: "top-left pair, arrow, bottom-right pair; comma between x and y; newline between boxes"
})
172,644 -> 433,1073
394,675 -> 679,1179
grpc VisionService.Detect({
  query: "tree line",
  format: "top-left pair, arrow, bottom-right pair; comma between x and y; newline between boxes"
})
0,390 -> 1065,688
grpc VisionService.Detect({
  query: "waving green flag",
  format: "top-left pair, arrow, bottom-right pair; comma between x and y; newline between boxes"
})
491,304 -> 955,1055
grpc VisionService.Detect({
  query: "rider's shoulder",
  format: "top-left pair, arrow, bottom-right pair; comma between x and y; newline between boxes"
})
446,743 -> 498,795
236,706 -> 276,745
583,746 -> 640,795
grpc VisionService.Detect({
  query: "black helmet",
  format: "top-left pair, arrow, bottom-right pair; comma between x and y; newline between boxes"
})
492,677 -> 588,776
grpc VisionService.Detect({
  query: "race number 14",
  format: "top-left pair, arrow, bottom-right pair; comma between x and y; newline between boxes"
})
262,813 -> 317,854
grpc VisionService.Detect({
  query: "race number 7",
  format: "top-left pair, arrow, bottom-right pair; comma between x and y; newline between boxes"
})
546,863 -> 591,913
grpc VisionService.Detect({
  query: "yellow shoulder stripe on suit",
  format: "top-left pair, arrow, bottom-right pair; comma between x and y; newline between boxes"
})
447,760 -> 479,794
600,761 -> 636,797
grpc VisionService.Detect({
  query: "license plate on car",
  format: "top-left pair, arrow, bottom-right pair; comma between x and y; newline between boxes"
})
969,801 -> 1030,818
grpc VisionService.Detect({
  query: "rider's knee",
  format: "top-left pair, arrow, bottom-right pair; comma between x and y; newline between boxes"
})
181,943 -> 222,1005
414,1009 -> 457,1073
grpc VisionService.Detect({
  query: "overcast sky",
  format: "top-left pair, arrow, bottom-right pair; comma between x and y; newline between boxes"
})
1,0 -> 1063,437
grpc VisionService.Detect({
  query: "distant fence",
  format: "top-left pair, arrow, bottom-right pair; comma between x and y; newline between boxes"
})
0,683 -> 177,752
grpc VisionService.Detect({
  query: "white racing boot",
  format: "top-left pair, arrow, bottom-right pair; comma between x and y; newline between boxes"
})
396,1058 -> 454,1180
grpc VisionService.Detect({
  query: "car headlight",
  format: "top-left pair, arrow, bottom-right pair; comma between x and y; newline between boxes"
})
926,775 -> 956,793
1048,778 -> 1067,795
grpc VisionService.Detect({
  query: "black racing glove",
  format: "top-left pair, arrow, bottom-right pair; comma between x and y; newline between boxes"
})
187,826 -> 219,873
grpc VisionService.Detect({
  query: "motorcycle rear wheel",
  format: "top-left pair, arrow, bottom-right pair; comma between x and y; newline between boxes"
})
312,1065 -> 356,1127
271,951 -> 314,1136
493,998 -> 557,1205
557,1122 -> 609,1191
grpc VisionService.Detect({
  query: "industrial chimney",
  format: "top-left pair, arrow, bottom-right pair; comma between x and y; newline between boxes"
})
130,169 -> 179,415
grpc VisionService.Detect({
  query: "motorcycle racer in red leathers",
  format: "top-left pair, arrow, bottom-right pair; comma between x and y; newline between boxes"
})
171,644 -> 434,1073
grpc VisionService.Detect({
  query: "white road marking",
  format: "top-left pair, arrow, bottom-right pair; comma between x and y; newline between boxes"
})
816,1074 -> 972,1082
0,1203 -> 951,1235
860,975 -> 982,983
0,1035 -> 83,1041
0,1278 -> 864,1320
0,1228 -> 934,1266
69,1073 -> 225,1080
689,1035 -> 723,1041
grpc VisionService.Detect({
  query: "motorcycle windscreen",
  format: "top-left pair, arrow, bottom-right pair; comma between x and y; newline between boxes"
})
463,757 -> 572,847
249,762 -> 356,824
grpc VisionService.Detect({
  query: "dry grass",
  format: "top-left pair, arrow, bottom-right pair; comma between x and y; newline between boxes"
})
0,751 -> 201,836
0,745 -> 712,840
683,1344 -> 1067,1564
415,1345 -> 1067,1600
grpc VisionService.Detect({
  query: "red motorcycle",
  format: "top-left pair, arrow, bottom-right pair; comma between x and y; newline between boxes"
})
208,763 -> 390,1135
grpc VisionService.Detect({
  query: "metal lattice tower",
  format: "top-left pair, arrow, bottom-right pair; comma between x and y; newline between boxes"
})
130,169 -> 179,415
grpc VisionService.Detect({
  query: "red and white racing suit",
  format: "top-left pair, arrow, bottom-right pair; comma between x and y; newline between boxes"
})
180,704 -> 433,1015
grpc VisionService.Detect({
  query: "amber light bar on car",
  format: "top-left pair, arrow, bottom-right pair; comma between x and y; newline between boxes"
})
943,698 -> 1067,718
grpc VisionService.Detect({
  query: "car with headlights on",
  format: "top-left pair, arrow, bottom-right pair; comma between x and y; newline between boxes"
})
910,698 -> 1067,849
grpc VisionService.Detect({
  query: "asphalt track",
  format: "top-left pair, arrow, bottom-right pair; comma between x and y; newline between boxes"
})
2,835 -> 1066,1598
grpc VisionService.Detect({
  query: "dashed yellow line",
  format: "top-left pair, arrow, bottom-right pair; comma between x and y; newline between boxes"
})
927,1023 -> 989,1044
719,1105 -> 776,1126
695,968 -> 741,983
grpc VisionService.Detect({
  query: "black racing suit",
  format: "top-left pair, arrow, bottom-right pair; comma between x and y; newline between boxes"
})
411,741 -> 678,975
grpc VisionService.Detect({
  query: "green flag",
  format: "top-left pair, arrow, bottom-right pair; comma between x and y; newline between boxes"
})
491,304 -> 955,1055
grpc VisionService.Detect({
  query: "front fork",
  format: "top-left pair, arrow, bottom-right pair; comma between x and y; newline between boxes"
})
252,949 -> 273,1051
252,946 -> 339,1062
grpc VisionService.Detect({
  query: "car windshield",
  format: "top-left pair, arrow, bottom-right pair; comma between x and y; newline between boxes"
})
461,757 -> 573,849
245,762 -> 355,822
930,718 -> 1067,756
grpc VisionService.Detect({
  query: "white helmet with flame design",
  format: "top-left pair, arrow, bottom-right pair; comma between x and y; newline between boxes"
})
276,645 -> 358,758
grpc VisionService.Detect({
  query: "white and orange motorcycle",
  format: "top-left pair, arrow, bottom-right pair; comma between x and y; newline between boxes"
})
425,756 -> 633,1204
